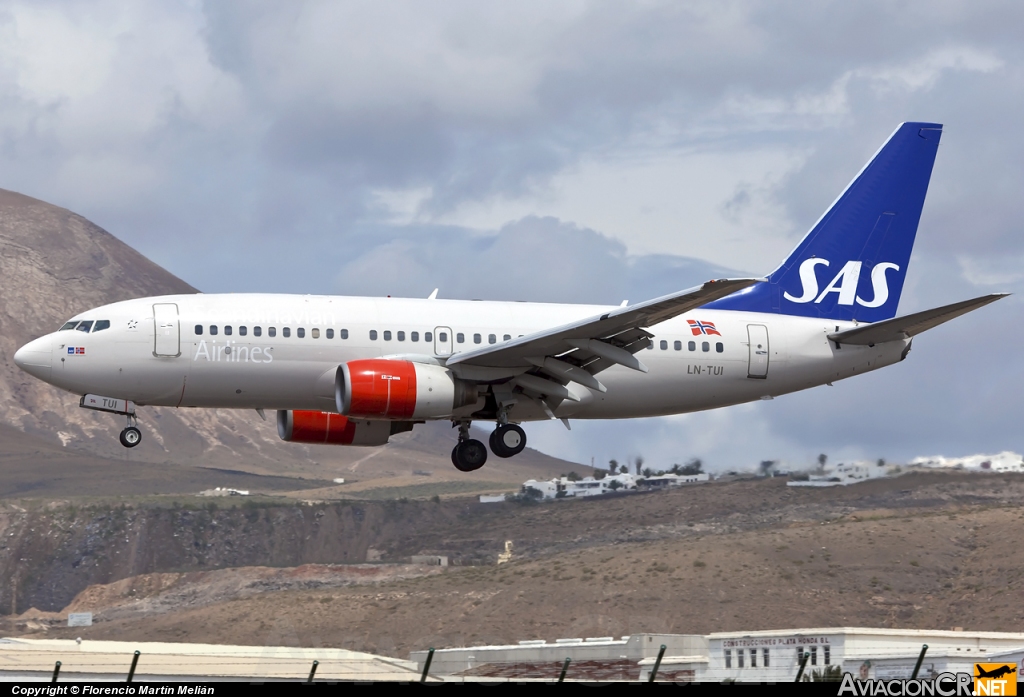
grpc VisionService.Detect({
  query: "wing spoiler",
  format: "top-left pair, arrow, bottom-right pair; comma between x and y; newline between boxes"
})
827,293 -> 1009,346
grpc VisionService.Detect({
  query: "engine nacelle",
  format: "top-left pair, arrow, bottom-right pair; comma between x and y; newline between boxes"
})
277,410 -> 412,446
336,359 -> 476,420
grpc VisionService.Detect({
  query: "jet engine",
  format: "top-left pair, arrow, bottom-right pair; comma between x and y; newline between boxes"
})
277,409 -> 413,446
336,359 -> 476,420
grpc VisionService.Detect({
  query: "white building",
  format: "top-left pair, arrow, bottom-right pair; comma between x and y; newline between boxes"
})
517,472 -> 709,501
410,634 -> 706,680
691,627 -> 1024,682
788,460 -> 896,487
910,451 -> 1024,473
639,473 -> 710,488
521,473 -> 639,499
409,627 -> 1024,682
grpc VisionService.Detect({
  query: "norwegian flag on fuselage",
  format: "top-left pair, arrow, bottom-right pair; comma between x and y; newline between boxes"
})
686,319 -> 720,336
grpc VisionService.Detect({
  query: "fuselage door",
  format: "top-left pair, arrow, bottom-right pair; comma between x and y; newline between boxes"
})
747,324 -> 769,379
434,326 -> 453,357
153,303 -> 181,357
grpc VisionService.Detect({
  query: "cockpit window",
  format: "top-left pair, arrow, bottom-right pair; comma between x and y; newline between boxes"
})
60,321 -> 79,331
92,320 -> 111,332
76,321 -> 93,333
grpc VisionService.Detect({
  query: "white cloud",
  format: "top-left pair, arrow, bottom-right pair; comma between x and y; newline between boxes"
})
854,46 -> 1004,94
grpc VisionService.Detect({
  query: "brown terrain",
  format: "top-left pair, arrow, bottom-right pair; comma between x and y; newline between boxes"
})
2,471 -> 1023,656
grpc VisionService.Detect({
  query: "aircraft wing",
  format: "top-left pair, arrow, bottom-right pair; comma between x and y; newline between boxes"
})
828,293 -> 1009,346
445,278 -> 761,383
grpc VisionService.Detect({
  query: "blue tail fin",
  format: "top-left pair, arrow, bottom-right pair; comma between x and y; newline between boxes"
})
705,122 -> 942,322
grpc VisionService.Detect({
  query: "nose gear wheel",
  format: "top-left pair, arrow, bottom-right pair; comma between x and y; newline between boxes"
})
119,426 -> 142,448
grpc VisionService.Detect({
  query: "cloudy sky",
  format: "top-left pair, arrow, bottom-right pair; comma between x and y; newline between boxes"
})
1,0 -> 1021,471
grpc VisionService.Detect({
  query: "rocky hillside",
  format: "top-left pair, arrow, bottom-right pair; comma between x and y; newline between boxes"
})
5,471 -> 1024,654
0,188 -> 583,482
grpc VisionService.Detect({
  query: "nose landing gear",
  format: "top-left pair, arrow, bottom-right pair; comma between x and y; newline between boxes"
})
119,414 -> 142,449
451,420 -> 487,472
119,426 -> 142,448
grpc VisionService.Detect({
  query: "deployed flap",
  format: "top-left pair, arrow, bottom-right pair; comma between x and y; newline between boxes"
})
828,293 -> 1008,346
446,278 -> 760,371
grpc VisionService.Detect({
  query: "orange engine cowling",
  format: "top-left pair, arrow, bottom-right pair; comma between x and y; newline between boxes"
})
336,359 -> 476,420
277,410 -> 411,447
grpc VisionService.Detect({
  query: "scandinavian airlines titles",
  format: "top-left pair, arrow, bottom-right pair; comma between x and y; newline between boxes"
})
783,258 -> 899,308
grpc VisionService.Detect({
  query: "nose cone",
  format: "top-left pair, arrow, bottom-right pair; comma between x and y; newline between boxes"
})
14,335 -> 52,382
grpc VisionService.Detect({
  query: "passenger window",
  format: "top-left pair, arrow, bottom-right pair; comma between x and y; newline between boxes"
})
254,326 -> 262,337
383,330 -> 392,341
456,333 -> 464,343
225,326 -> 233,336
702,341 -> 710,352
503,334 -> 511,341
93,320 -> 110,332
268,327 -> 276,337
194,325 -> 203,336
488,334 -> 496,344
239,326 -> 247,336
425,332 -> 433,342
60,321 -> 79,331
326,328 -> 334,339
369,330 -> 377,340
397,331 -> 405,341
660,340 -> 668,350
673,340 -> 681,351
716,342 -> 724,353
297,328 -> 305,338
283,327 -> 291,338
473,333 -> 482,344
646,344 -> 654,350
210,325 -> 219,336
688,341 -> 696,351
311,328 -> 320,339
76,321 -> 93,332
411,331 -> 419,342
340,329 -> 349,339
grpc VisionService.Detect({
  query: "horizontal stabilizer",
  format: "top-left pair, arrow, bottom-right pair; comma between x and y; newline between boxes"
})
828,293 -> 1009,346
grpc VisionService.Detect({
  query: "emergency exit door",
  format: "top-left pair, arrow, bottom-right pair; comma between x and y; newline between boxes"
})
747,324 -> 769,379
434,326 -> 453,356
153,303 -> 180,357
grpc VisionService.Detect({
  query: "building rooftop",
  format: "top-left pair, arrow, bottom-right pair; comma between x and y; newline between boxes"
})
0,637 -> 425,681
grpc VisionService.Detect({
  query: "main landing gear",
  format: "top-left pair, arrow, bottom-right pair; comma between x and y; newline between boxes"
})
119,414 -> 142,449
452,421 -> 487,472
490,423 -> 526,458
450,419 -> 529,471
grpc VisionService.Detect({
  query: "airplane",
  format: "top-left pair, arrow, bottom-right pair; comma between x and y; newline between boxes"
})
13,122 -> 1008,472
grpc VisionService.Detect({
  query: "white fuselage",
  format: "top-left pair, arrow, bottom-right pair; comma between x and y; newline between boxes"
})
16,293 -> 909,422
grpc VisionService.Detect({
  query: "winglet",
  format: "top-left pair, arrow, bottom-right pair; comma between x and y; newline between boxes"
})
427,289 -> 439,300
